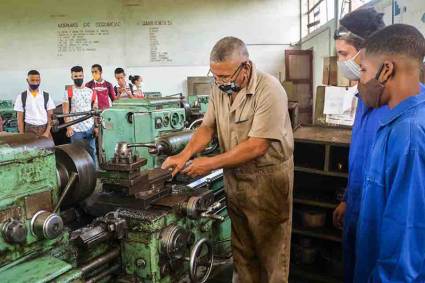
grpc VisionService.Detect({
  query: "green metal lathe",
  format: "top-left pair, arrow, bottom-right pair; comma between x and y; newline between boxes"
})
0,95 -> 230,283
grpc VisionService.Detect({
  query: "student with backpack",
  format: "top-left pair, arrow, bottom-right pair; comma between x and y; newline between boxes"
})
62,66 -> 98,163
114,67 -> 135,99
14,70 -> 56,137
85,64 -> 116,110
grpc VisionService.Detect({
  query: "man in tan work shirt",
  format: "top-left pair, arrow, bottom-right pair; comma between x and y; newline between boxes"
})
162,36 -> 294,283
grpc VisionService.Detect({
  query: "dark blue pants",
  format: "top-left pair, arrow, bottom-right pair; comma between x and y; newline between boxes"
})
71,128 -> 97,164
343,197 -> 360,283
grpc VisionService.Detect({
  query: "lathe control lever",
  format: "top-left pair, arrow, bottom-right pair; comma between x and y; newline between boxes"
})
52,110 -> 102,132
200,202 -> 224,221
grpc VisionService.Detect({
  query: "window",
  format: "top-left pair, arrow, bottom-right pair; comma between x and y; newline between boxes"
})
301,0 -> 374,38
301,0 -> 335,38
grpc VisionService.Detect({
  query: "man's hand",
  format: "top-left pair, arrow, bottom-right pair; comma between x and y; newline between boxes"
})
333,201 -> 347,229
161,152 -> 191,177
66,127 -> 74,138
181,157 -> 214,178
93,127 -> 99,137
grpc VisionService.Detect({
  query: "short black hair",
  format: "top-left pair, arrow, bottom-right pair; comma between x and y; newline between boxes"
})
129,75 -> 140,84
365,24 -> 425,64
114,67 -> 125,75
91,64 -> 102,72
71,65 -> 83,73
27,70 -> 40,76
338,7 -> 385,50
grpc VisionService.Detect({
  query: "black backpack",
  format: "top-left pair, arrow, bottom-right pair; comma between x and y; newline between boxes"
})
21,91 -> 49,120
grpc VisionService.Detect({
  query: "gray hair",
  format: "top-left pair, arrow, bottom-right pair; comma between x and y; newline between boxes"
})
210,37 -> 249,63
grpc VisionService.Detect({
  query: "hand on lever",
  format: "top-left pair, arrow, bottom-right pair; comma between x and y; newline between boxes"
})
66,127 -> 74,138
162,152 -> 191,177
181,157 -> 214,178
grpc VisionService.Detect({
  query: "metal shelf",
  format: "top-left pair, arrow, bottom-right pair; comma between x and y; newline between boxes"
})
295,166 -> 348,178
292,226 -> 342,243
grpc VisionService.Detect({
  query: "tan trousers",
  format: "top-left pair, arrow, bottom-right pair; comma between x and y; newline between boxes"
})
224,157 -> 294,283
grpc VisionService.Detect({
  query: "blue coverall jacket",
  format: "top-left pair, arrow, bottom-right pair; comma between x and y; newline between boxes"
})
354,84 -> 425,282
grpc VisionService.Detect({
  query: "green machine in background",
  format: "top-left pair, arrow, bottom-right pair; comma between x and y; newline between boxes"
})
0,100 -> 18,132
100,97 -> 188,169
0,93 -> 230,282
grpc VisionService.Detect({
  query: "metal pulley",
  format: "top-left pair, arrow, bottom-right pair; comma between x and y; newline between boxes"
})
55,143 -> 96,208
160,225 -> 194,259
31,210 -> 63,240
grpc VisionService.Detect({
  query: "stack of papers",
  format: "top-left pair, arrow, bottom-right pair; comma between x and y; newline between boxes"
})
323,85 -> 358,126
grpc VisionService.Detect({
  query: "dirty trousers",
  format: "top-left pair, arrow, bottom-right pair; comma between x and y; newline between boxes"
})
224,157 -> 294,283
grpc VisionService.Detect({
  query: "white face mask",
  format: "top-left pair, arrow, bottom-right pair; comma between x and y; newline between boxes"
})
337,51 -> 361,81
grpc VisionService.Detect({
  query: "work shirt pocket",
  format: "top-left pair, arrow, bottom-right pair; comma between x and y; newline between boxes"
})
231,105 -> 254,147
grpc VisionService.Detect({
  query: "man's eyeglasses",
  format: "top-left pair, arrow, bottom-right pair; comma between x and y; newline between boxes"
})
208,62 -> 246,85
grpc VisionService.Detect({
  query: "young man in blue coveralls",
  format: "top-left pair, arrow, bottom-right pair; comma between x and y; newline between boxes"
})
354,24 -> 425,282
331,8 -> 388,283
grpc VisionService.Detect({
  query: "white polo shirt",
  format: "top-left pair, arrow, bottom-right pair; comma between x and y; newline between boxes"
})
14,90 -> 56,125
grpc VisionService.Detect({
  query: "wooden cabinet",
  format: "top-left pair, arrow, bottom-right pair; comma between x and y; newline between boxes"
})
290,126 -> 351,283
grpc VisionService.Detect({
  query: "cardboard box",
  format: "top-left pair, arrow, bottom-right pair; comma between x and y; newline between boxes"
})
322,56 -> 350,87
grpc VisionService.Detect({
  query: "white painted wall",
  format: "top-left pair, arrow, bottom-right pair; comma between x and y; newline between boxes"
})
0,0 -> 300,104
299,19 -> 337,104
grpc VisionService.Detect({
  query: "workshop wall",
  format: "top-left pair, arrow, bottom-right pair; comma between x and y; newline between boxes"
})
299,19 -> 337,114
0,0 -> 299,104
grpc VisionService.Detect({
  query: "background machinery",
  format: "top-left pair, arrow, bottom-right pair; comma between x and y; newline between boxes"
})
0,94 -> 230,283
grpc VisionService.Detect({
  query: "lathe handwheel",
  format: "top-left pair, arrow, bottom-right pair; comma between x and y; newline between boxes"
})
189,238 -> 213,283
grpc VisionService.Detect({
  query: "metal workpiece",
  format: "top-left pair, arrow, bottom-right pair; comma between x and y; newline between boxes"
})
112,130 -> 194,157
155,130 -> 194,156
31,210 -> 64,240
55,143 -> 96,208
2,219 -> 27,244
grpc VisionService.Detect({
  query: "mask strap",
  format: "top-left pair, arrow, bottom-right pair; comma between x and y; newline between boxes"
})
375,63 -> 386,81
376,62 -> 395,84
352,50 -> 361,60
